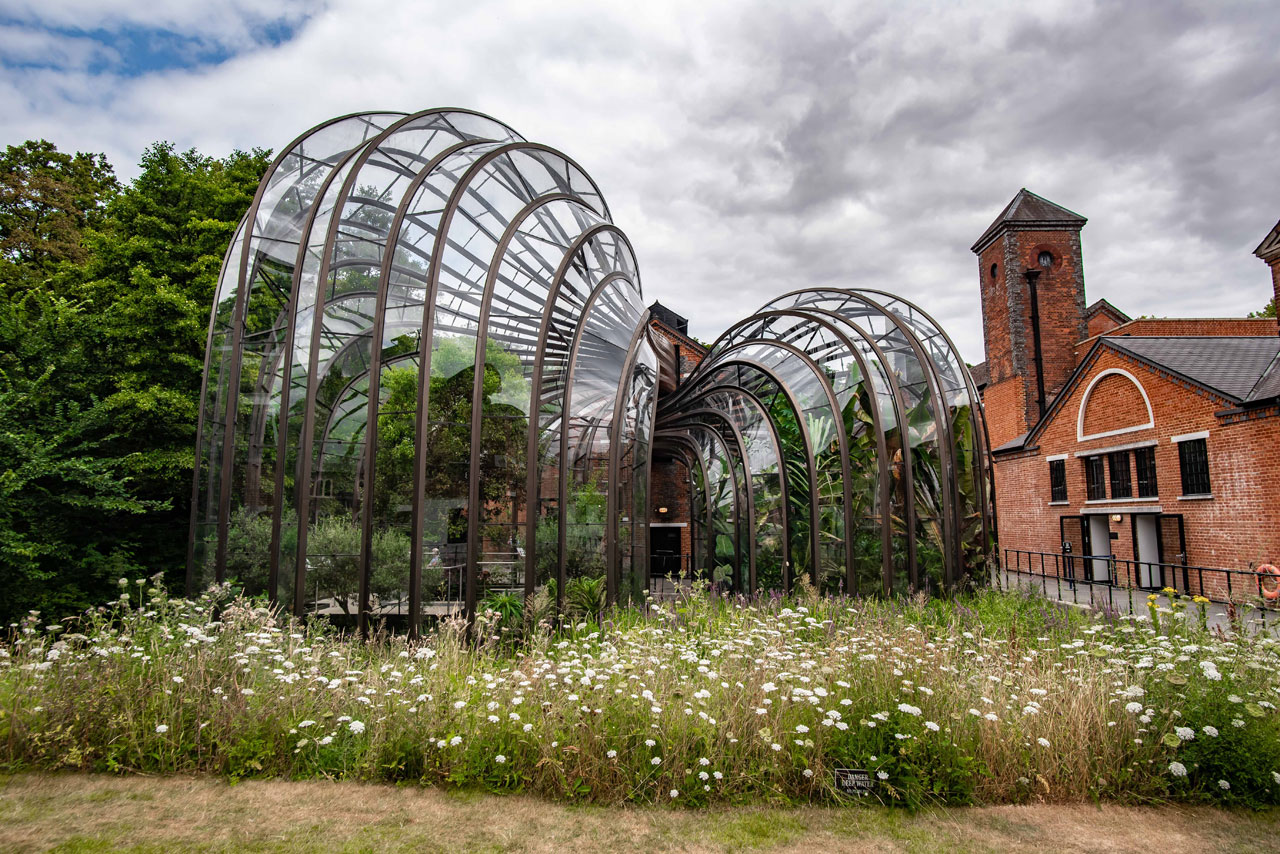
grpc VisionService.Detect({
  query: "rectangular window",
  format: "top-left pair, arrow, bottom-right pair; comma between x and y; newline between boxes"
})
1178,438 -> 1211,496
1085,455 -> 1106,501
1108,451 -> 1132,498
1134,446 -> 1158,498
1049,459 -> 1067,502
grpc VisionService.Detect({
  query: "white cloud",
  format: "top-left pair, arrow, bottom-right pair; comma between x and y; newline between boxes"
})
0,24 -> 118,69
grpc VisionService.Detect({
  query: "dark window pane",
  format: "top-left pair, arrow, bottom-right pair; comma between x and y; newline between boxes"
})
1049,459 -> 1067,502
1108,451 -> 1132,499
1135,446 -> 1158,498
1178,438 -> 1210,496
1085,456 -> 1106,501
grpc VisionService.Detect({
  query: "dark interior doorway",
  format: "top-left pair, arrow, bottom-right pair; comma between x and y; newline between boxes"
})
651,526 -> 681,577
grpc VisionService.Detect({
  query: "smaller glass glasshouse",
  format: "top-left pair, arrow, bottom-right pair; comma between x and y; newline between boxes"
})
188,108 -> 994,632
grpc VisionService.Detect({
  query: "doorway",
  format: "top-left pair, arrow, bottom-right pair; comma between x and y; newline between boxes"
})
1087,515 -> 1111,583
1133,514 -> 1161,589
650,526 -> 682,578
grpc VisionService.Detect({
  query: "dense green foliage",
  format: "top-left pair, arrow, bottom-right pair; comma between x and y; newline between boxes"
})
0,139 -> 271,623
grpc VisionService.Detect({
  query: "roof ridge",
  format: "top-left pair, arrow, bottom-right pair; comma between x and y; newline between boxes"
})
1254,218 -> 1280,260
649,315 -> 707,353
1085,297 -> 1130,321
971,188 -> 1087,253
1245,348 -> 1280,402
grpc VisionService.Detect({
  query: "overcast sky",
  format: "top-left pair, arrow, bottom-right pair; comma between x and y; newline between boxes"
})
2,0 -> 1277,362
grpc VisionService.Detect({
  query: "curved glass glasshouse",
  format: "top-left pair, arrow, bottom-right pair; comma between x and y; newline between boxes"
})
188,108 -> 993,631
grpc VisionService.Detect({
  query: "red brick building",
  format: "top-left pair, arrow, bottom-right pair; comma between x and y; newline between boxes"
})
976,191 -> 1280,597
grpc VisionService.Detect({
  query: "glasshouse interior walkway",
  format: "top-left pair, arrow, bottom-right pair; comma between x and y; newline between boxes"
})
188,108 -> 995,632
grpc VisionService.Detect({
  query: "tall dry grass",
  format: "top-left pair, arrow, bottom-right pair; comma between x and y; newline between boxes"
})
2,577 -> 1278,807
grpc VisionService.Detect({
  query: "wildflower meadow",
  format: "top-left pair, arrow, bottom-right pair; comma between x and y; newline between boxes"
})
3,578 -> 1279,809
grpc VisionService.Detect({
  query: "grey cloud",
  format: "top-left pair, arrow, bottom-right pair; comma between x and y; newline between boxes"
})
1,0 -> 1276,363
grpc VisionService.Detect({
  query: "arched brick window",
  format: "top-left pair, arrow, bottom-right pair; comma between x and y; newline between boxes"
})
1076,368 -> 1154,442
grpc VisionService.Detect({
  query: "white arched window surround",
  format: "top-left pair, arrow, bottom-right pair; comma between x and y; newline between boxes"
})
1076,367 -> 1155,442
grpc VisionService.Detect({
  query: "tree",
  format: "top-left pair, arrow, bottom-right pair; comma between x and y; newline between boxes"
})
1250,299 -> 1276,319
0,140 -> 117,279
0,291 -> 162,622
0,139 -> 270,620
71,143 -> 272,587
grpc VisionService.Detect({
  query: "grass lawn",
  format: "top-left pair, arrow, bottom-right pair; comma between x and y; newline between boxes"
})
2,772 -> 1279,854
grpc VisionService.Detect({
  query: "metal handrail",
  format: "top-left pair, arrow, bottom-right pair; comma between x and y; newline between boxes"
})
999,548 -> 1276,626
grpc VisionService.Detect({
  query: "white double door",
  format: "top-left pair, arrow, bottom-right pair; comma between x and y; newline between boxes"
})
1133,514 -> 1161,589
1087,515 -> 1111,583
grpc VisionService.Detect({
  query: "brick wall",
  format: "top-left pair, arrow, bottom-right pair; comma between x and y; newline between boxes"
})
978,228 -> 1087,444
1087,310 -> 1125,338
994,347 -> 1280,601
983,375 -> 1028,448
1084,317 -> 1276,342
649,320 -> 706,379
1080,371 -> 1150,437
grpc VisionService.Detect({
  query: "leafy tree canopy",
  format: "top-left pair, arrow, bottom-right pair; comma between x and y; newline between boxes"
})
0,140 -> 117,278
0,138 -> 270,623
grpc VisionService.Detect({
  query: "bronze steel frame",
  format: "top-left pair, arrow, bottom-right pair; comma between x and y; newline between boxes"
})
662,314 -> 862,589
523,224 -> 638,610
653,430 -> 722,584
191,108 -> 995,624
849,288 -> 996,573
655,419 -> 747,588
188,111 -> 404,594
766,289 -> 962,589
669,383 -> 791,592
673,361 -> 807,590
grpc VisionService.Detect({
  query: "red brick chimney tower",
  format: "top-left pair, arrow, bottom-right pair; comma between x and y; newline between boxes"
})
1254,218 -> 1280,336
972,189 -> 1088,448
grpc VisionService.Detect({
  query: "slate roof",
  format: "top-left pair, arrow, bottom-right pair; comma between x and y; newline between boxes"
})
971,189 -> 1088,253
1106,336 -> 1280,403
991,432 -> 1028,454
